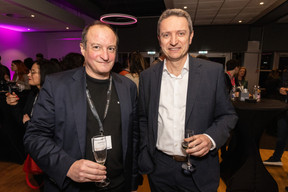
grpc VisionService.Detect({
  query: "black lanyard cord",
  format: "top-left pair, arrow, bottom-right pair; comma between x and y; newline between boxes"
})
86,75 -> 113,135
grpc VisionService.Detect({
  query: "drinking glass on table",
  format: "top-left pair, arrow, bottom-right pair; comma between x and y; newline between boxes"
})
181,130 -> 196,175
91,135 -> 110,187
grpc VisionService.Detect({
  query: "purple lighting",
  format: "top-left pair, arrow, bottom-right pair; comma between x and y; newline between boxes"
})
100,13 -> 137,25
0,24 -> 35,32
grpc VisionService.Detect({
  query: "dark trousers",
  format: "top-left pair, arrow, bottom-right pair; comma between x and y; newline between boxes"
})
148,150 -> 201,192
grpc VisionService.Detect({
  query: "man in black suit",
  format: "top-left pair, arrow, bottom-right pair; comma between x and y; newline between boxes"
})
138,9 -> 238,191
24,21 -> 140,192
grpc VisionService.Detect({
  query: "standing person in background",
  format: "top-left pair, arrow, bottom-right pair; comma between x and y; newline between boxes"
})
125,51 -> 145,91
138,8 -> 238,192
24,21 -> 141,192
60,52 -> 84,71
11,60 -> 30,90
235,66 -> 248,89
6,59 -> 61,165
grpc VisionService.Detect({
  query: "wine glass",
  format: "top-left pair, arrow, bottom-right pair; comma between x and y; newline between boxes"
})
91,135 -> 110,187
181,130 -> 196,175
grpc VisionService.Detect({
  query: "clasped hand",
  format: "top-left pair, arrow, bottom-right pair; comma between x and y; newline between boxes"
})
184,134 -> 212,157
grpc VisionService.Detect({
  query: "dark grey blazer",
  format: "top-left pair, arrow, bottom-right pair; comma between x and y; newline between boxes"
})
138,55 -> 238,191
24,67 -> 140,191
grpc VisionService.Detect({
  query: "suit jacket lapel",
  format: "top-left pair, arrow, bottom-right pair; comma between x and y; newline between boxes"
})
185,56 -> 202,127
152,63 -> 164,141
70,68 -> 87,157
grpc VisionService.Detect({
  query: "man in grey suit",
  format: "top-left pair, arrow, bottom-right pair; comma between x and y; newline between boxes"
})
138,9 -> 238,192
24,21 -> 140,192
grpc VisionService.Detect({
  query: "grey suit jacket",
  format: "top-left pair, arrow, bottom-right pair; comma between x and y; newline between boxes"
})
138,55 -> 238,191
24,67 -> 140,191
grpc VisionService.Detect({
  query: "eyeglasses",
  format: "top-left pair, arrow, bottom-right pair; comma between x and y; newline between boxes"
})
29,70 -> 39,75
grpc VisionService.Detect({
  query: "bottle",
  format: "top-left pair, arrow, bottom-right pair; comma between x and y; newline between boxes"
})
230,85 -> 236,101
253,85 -> 257,100
256,86 -> 261,102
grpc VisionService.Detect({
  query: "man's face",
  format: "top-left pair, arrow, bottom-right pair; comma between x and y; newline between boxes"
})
80,25 -> 117,79
158,16 -> 193,63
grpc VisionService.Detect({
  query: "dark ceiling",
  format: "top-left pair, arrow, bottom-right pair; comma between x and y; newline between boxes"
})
49,0 -> 166,20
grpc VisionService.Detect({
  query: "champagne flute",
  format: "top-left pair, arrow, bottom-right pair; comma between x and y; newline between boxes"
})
181,130 -> 196,175
91,135 -> 110,187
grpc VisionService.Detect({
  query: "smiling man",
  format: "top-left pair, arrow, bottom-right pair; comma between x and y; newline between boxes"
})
24,21 -> 141,192
138,9 -> 238,192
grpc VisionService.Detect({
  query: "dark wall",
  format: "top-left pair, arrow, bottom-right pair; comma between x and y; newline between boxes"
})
191,25 -> 249,52
116,17 -> 288,53
262,23 -> 288,52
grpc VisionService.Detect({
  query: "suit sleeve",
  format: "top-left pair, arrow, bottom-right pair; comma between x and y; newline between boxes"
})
204,66 -> 238,149
23,76 -> 76,189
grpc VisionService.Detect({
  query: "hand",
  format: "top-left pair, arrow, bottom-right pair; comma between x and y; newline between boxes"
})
67,159 -> 107,183
280,87 -> 288,95
6,92 -> 19,105
185,134 -> 212,157
23,114 -> 30,124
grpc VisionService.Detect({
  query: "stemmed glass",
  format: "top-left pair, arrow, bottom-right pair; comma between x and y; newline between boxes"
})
181,130 -> 196,175
91,135 -> 110,187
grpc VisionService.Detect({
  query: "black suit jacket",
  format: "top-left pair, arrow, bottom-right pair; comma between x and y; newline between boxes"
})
24,67 -> 140,191
138,55 -> 238,191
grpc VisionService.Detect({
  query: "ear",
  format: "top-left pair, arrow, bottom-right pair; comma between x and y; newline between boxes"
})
80,43 -> 85,56
189,31 -> 194,45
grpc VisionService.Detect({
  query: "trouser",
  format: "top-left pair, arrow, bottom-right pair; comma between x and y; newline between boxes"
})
148,150 -> 201,192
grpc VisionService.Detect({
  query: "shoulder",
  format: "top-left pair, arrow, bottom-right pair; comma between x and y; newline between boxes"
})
190,56 -> 223,71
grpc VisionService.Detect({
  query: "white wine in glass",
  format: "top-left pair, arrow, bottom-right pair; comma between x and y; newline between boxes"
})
181,130 -> 196,175
91,135 -> 110,187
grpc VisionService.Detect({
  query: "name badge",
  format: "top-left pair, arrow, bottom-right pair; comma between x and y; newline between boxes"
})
105,135 -> 112,150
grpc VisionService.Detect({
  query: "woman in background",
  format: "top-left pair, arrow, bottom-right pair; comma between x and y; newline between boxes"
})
236,67 -> 248,89
125,51 -> 145,91
11,60 -> 30,90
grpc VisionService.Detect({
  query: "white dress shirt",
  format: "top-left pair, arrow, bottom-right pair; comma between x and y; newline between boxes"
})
156,55 -> 189,156
156,55 -> 216,156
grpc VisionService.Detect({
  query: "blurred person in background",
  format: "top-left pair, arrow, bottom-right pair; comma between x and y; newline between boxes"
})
11,60 -> 30,91
125,51 -> 145,91
235,67 -> 248,89
60,52 -> 84,71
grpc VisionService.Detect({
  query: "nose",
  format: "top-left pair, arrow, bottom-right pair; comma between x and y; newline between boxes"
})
170,33 -> 178,46
101,49 -> 109,61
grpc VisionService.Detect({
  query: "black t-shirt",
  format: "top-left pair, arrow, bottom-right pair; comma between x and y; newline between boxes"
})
83,74 -> 124,191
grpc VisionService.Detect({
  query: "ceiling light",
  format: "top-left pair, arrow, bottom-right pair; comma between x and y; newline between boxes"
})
238,20 -> 242,23
184,6 -> 187,9
100,13 -> 137,25
30,14 -> 35,18
66,27 -> 70,30
260,2 -> 264,5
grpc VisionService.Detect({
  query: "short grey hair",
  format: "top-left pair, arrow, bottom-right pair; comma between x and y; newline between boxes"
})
157,9 -> 193,36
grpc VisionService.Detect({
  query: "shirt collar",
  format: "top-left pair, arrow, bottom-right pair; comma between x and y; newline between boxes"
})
163,55 -> 189,78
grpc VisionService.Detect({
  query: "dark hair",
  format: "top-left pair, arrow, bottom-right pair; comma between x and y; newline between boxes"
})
24,57 -> 34,70
36,53 -> 43,58
226,59 -> 240,71
128,51 -> 145,76
81,21 -> 119,49
60,52 -> 84,71
35,59 -> 61,87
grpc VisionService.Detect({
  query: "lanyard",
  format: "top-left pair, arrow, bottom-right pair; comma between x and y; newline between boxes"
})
86,75 -> 112,136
